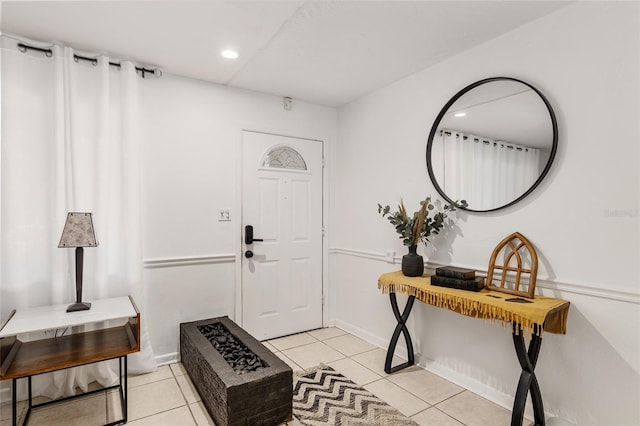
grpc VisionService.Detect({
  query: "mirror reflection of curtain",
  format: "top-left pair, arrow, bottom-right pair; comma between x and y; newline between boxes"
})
438,130 -> 540,210
1,36 -> 156,400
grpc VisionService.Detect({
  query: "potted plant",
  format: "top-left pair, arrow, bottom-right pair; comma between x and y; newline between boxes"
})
377,196 -> 466,277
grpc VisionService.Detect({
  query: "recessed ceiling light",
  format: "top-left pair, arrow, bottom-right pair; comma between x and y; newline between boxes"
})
221,50 -> 239,59
454,112 -> 466,117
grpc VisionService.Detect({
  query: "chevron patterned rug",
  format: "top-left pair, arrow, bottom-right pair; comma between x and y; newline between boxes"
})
292,365 -> 418,425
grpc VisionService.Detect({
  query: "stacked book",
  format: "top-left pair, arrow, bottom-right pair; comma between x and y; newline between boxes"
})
431,266 -> 485,292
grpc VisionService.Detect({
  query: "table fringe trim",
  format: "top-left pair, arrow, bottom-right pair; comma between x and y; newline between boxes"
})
378,281 -> 548,336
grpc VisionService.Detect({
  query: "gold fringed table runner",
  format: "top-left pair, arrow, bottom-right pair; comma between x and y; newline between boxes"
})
378,271 -> 570,335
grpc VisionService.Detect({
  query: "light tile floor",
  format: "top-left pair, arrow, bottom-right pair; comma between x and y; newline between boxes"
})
0,327 -> 521,426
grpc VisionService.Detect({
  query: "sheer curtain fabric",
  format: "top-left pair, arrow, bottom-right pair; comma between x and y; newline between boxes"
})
436,130 -> 541,210
1,37 -> 156,399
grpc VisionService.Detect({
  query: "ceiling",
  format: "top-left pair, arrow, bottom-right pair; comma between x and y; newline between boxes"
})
0,1 -> 570,107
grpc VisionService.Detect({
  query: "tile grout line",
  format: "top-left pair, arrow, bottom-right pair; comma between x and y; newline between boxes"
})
127,405 -> 191,424
274,351 -> 304,372
170,367 -> 211,425
347,347 -> 393,376
384,371 -> 463,409
175,374 -> 191,406
346,348 -> 479,412
434,405 -> 468,426
410,405 -> 467,426
270,341 -> 320,352
343,352 -> 474,419
186,402 -> 200,426
323,343 -> 380,358
362,374 -> 435,407
431,389 -> 472,426
434,388 -> 467,405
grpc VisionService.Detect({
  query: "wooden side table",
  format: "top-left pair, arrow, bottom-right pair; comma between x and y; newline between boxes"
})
0,296 -> 140,426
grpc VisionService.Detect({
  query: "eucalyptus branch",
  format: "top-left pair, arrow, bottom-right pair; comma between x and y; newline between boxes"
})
378,196 -> 464,247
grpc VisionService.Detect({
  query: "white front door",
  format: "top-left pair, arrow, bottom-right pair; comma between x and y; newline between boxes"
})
241,131 -> 323,340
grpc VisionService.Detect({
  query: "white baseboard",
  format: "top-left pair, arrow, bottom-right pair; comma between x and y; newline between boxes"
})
331,319 -> 409,361
155,351 -> 180,366
418,355 -> 528,418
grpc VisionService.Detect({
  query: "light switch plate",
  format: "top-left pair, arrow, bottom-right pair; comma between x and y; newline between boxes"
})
218,209 -> 231,221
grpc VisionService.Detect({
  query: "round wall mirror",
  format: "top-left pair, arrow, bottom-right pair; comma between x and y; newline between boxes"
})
426,77 -> 557,212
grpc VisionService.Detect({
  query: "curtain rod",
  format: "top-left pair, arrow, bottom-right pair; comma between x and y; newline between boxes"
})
441,130 -> 492,144
17,42 -> 52,57
440,129 -> 529,152
17,42 -> 162,78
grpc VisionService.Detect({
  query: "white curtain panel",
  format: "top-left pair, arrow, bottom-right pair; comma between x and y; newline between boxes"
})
1,36 -> 156,399
438,130 -> 540,210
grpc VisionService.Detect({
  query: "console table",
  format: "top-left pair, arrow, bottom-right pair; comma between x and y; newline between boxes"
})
0,296 -> 141,426
378,271 -> 570,426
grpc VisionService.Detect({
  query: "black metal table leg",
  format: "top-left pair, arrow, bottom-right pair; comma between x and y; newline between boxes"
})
384,292 -> 416,374
511,323 -> 545,426
12,378 -> 16,426
123,355 -> 128,423
105,355 -> 128,426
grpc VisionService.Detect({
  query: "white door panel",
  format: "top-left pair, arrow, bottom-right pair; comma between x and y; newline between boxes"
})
242,131 -> 323,340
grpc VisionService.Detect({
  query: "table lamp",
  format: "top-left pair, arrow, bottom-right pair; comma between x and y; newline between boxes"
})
58,212 -> 98,312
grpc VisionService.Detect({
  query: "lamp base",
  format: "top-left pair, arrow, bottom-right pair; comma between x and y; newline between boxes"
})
67,302 -> 91,312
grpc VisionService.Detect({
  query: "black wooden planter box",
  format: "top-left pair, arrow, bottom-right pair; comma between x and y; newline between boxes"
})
180,316 -> 292,426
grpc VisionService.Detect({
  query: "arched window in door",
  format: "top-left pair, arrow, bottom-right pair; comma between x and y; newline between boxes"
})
261,145 -> 307,170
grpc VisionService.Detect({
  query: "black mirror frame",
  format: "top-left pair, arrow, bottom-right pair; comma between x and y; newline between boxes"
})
426,77 -> 558,213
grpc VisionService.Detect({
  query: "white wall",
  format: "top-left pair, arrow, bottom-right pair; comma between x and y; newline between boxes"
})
330,2 -> 639,425
138,74 -> 336,361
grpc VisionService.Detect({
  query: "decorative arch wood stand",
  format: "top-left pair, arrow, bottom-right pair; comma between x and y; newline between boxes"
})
486,232 -> 538,299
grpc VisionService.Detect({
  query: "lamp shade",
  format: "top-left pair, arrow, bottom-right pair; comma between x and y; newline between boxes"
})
58,212 -> 98,248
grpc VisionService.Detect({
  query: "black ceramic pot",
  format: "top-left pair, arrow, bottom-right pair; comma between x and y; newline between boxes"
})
401,245 -> 424,277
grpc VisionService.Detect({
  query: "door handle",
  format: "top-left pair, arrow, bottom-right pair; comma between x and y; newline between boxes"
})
244,225 -> 264,245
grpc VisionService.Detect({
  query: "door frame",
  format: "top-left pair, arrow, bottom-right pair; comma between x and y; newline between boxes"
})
234,127 -> 328,334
